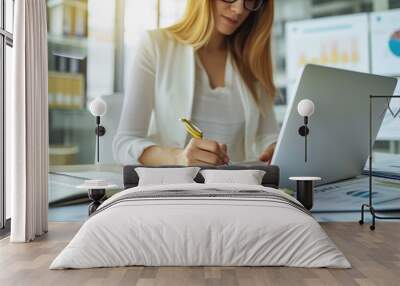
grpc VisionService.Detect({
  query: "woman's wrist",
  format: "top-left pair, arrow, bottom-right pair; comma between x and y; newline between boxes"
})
171,148 -> 185,165
139,145 -> 184,165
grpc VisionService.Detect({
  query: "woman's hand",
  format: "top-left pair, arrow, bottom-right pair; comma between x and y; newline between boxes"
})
259,143 -> 276,165
176,138 -> 229,166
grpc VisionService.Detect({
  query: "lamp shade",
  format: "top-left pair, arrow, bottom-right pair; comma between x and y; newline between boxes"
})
297,99 -> 315,117
89,97 -> 107,117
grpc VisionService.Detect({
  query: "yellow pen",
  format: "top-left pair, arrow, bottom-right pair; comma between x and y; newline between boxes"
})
179,117 -> 203,139
180,117 -> 230,165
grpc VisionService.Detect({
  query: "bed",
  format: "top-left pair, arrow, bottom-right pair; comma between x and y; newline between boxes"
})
50,165 -> 350,269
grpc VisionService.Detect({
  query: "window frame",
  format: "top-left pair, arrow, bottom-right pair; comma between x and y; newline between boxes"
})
0,0 -> 13,234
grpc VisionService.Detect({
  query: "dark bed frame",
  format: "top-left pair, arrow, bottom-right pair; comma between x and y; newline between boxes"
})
86,165 -> 280,215
123,165 -> 280,189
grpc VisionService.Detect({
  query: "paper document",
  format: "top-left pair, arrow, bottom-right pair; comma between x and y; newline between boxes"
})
313,176 -> 400,212
363,152 -> 400,179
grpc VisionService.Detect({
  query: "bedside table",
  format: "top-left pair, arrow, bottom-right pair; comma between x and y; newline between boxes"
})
289,177 -> 321,210
77,179 -> 118,216
88,188 -> 106,215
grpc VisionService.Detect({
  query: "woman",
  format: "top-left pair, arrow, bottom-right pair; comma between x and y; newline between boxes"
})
113,0 -> 279,166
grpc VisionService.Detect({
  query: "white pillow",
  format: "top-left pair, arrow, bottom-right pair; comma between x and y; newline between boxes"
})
135,167 -> 201,186
200,169 -> 266,185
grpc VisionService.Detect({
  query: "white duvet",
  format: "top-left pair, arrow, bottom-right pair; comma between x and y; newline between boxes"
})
50,183 -> 351,269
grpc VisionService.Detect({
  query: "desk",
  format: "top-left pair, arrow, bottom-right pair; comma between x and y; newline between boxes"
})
50,164 -> 123,173
49,164 -> 124,205
311,152 -> 400,212
49,162 -> 400,214
313,175 -> 400,212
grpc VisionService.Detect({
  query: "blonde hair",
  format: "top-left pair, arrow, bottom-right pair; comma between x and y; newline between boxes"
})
166,0 -> 276,108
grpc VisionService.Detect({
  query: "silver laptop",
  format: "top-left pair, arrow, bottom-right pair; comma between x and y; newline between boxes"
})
271,64 -> 398,189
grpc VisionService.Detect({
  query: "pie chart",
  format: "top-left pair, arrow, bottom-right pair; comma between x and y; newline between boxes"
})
389,30 -> 400,57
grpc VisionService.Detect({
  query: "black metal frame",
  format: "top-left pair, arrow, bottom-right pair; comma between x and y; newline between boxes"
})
359,95 -> 400,230
0,0 -> 14,231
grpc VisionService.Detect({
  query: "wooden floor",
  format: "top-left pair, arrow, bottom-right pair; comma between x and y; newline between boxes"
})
0,222 -> 399,286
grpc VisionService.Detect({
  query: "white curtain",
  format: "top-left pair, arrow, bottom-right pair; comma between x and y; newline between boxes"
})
7,0 -> 48,242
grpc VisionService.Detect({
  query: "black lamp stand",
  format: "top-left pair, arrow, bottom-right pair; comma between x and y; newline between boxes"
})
95,116 -> 106,163
298,116 -> 310,162
359,95 -> 400,230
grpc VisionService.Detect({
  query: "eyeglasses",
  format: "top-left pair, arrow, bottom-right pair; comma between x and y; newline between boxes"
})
221,0 -> 265,12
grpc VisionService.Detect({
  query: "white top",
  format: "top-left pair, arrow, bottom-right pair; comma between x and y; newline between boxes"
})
190,53 -> 246,162
289,177 -> 322,181
112,30 -> 279,164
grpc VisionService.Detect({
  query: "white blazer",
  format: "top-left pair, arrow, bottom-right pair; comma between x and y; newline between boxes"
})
113,29 -> 279,164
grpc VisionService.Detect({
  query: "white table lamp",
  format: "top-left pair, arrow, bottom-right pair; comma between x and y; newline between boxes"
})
297,99 -> 315,162
89,98 -> 107,163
